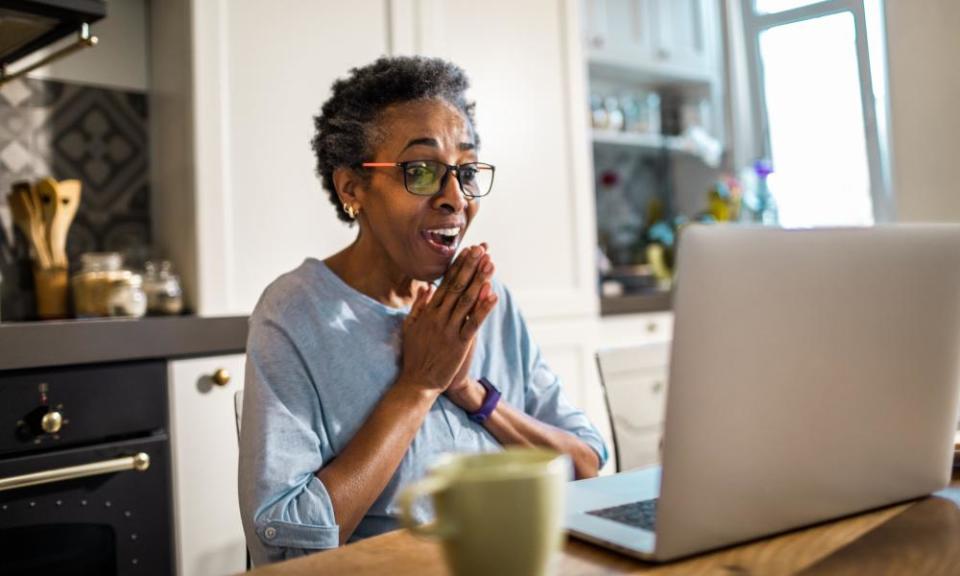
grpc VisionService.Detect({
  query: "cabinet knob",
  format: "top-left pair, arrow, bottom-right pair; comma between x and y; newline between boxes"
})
657,48 -> 670,60
41,410 -> 63,434
591,36 -> 605,48
212,368 -> 231,387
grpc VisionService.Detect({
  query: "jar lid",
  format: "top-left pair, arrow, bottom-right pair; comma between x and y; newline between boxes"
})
80,252 -> 123,272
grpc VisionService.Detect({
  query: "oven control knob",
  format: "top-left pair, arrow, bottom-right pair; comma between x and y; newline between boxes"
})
41,411 -> 63,434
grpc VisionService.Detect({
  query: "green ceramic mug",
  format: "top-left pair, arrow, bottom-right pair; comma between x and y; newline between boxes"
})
399,448 -> 568,576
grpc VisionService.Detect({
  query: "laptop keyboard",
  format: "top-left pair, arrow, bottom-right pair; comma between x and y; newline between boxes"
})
586,498 -> 658,531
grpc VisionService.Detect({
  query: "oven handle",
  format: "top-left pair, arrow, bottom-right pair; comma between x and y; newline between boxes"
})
0,452 -> 151,493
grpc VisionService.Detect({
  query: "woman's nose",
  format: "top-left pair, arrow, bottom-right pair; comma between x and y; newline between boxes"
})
433,169 -> 468,213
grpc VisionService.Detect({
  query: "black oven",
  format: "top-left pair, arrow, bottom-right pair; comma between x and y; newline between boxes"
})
0,360 -> 173,575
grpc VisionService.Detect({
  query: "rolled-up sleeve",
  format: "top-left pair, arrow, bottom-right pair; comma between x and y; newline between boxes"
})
524,347 -> 610,470
497,284 -> 609,469
239,316 -> 340,565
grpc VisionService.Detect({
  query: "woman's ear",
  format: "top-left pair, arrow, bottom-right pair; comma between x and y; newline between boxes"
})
333,166 -> 363,214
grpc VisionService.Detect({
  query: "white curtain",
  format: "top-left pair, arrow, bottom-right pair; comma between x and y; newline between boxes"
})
720,0 -> 761,172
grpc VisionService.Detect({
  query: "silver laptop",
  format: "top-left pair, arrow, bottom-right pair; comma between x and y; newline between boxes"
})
566,224 -> 960,561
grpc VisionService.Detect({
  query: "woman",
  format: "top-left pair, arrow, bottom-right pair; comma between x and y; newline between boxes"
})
239,56 -> 608,565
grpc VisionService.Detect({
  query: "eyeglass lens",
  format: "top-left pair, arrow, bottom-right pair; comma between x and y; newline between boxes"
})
402,161 -> 494,197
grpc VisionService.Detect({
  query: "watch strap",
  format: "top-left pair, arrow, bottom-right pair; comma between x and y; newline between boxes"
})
467,377 -> 501,424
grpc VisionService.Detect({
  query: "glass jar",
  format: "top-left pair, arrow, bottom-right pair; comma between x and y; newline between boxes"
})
638,92 -> 661,135
72,252 -> 146,318
590,93 -> 608,129
603,96 -> 624,131
143,260 -> 184,315
108,273 -> 147,318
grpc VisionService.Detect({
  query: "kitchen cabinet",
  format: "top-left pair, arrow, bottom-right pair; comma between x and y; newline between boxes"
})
168,353 -> 247,576
585,0 -> 719,82
659,0 -> 716,77
585,0 -> 658,68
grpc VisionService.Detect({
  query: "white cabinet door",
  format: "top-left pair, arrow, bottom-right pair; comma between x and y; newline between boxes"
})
405,0 -> 598,321
658,0 -> 714,76
168,354 -> 246,576
587,0 -> 658,66
584,0 -> 718,82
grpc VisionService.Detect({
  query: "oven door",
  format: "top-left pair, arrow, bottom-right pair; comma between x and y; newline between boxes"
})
0,435 -> 172,576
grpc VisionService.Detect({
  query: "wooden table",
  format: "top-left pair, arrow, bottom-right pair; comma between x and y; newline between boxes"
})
246,476 -> 960,576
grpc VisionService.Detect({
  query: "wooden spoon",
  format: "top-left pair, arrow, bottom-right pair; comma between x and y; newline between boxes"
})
8,183 -> 52,269
49,179 -> 81,268
35,177 -> 62,267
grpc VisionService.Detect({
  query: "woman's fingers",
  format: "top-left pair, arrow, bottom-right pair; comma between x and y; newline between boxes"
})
449,253 -> 495,326
430,246 -> 473,307
404,285 -> 432,328
437,247 -> 487,317
433,245 -> 484,311
459,281 -> 498,341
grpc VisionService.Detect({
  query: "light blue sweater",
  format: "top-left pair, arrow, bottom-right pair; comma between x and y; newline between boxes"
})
239,258 -> 608,565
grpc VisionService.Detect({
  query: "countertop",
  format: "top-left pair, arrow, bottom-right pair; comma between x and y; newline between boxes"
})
601,291 -> 672,316
0,315 -> 248,371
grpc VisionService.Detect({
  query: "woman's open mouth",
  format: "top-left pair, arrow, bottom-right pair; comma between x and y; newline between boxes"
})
420,226 -> 461,258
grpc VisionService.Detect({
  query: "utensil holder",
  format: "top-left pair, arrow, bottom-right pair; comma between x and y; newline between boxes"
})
35,267 -> 69,319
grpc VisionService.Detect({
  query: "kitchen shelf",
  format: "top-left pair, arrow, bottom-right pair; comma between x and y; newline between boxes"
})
601,290 -> 673,316
592,130 -> 721,166
588,58 -> 715,88
592,130 -> 697,153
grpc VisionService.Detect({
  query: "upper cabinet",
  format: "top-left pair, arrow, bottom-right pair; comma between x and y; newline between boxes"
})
585,0 -> 719,82
659,0 -> 714,76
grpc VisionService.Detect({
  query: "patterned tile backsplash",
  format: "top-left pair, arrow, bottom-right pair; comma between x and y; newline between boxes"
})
0,78 -> 150,321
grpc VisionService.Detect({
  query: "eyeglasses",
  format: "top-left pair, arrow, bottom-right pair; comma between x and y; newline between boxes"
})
361,160 -> 496,198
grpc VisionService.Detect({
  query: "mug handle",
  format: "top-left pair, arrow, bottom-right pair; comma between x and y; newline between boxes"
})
398,475 -> 456,539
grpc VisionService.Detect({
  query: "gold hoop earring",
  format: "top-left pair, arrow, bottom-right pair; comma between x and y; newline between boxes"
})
344,204 -> 358,219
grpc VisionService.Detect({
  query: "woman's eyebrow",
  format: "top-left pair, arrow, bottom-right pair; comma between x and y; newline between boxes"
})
401,138 -> 476,152
402,137 -> 438,151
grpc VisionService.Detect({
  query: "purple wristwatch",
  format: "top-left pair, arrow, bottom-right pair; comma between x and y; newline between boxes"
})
467,377 -> 501,424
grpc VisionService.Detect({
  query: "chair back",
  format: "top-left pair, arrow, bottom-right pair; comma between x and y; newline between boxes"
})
233,388 -> 250,569
595,341 -> 670,472
234,389 -> 244,440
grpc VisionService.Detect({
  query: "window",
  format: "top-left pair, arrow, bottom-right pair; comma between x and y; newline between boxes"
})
741,0 -> 890,227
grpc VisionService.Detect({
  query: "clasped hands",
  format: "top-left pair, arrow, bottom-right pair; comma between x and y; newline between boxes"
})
400,243 -> 497,405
